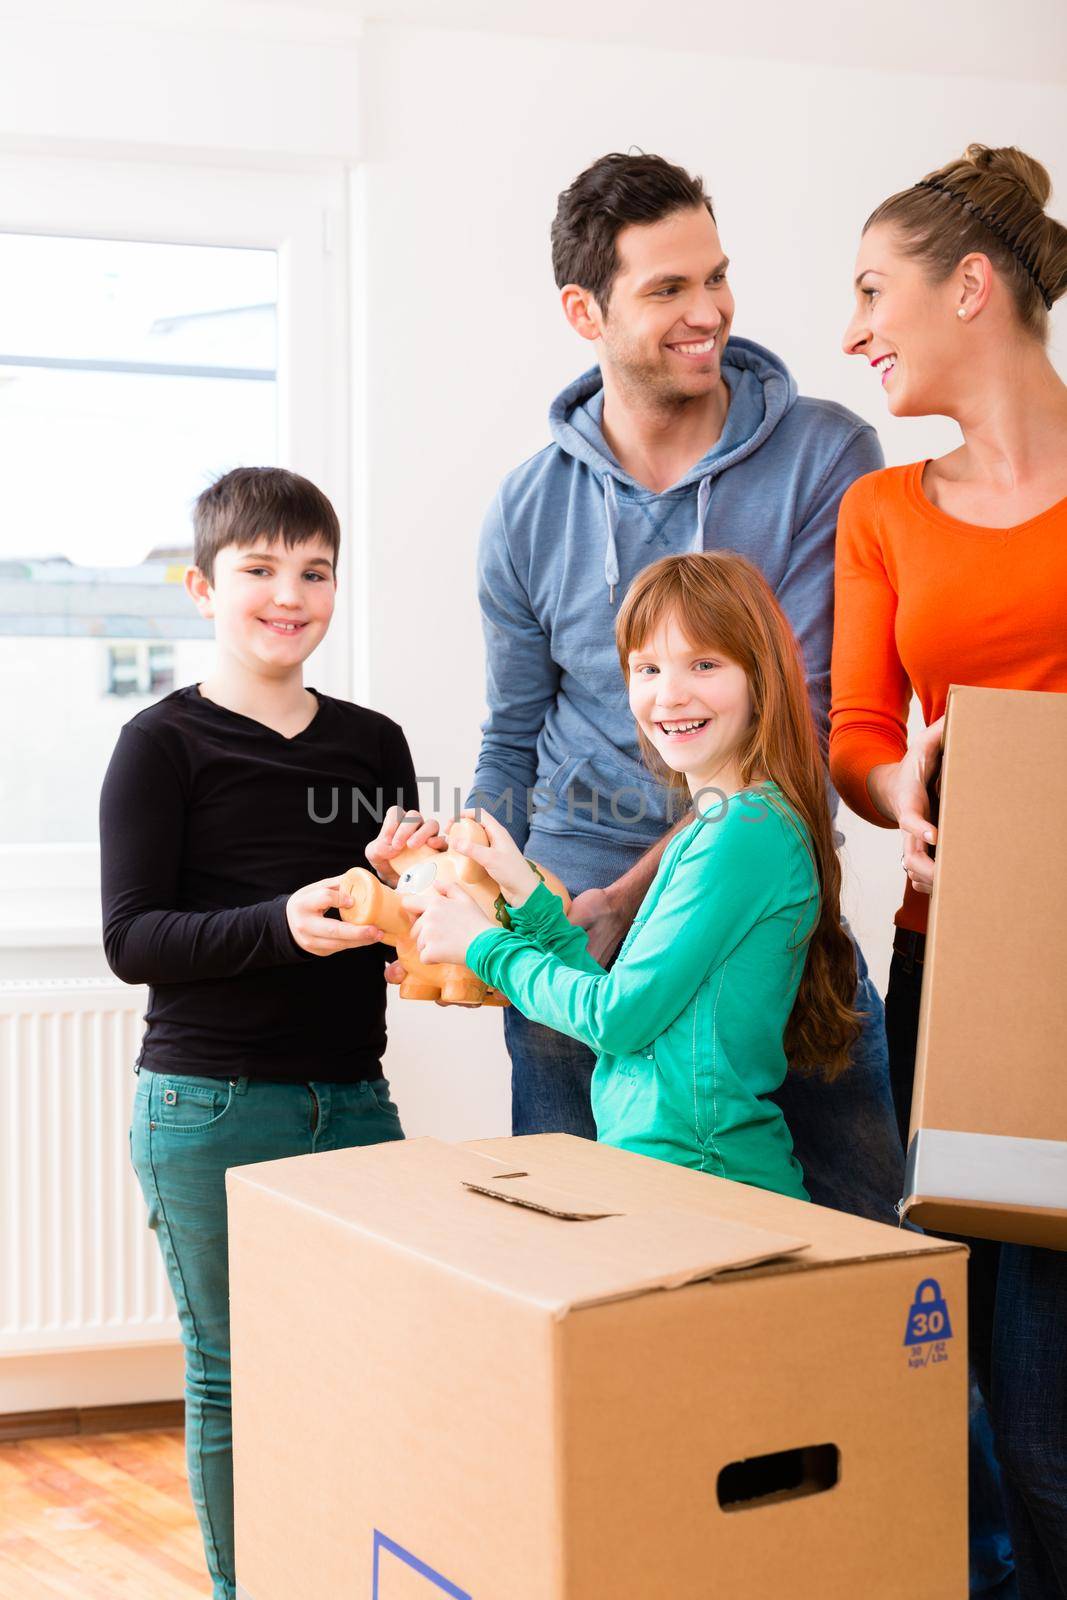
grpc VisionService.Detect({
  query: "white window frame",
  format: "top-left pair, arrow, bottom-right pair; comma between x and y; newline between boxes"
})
0,150 -> 352,945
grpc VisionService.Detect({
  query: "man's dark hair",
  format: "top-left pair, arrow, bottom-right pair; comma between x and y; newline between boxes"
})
192,466 -> 340,583
551,152 -> 715,310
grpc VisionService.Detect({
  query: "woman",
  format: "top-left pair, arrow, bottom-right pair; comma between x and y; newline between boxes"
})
411,549 -> 860,1199
832,144 -> 1067,1598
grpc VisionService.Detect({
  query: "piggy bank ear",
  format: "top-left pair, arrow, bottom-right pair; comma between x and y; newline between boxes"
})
396,859 -> 440,894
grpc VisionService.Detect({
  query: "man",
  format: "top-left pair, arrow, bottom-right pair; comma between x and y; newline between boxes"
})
466,150 -> 904,1230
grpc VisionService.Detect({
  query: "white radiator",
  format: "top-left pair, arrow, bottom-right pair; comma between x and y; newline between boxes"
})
0,979 -> 180,1355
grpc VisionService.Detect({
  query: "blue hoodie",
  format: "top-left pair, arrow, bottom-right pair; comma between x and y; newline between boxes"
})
468,337 -> 883,896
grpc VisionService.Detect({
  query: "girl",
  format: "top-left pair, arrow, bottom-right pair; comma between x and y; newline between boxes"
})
833,144 -> 1067,1596
411,550 -> 859,1199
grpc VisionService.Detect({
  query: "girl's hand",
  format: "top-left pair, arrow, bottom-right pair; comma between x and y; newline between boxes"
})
366,805 -> 447,887
403,882 -> 495,966
448,809 -> 541,908
867,717 -> 944,895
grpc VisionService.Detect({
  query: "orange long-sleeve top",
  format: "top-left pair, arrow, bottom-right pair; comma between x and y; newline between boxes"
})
829,460 -> 1067,934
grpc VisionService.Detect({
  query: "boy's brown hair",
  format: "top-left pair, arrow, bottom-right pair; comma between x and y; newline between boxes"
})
192,467 -> 340,583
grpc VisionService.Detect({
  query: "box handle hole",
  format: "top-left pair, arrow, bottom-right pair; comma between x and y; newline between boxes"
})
717,1443 -> 839,1512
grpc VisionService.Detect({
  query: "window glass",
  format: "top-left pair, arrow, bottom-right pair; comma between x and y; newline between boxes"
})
0,234 -> 277,843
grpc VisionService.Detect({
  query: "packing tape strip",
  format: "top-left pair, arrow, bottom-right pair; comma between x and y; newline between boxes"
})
905,1128 -> 1067,1210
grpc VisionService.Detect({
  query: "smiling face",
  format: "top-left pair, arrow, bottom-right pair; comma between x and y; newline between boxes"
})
628,615 -> 754,799
843,222 -> 969,417
188,534 -> 336,678
591,206 -> 735,407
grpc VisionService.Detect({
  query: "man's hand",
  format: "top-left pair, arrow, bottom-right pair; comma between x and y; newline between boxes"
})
566,818 -> 687,966
448,809 -> 540,907
866,715 -> 944,895
366,805 -> 447,887
403,882 -> 495,966
286,876 -> 382,956
567,886 -> 630,967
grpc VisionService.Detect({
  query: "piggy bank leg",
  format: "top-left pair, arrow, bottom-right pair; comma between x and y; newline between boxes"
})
398,976 -> 441,1001
438,964 -> 488,1006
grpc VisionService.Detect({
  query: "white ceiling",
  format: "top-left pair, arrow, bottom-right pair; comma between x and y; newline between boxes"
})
6,0 -> 1066,86
291,0 -> 1067,86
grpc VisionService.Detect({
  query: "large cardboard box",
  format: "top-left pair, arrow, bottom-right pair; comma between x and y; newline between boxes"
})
902,685 -> 1067,1249
229,1133 -> 966,1600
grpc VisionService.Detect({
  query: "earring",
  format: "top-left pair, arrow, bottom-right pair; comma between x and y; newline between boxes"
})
957,309 -> 967,320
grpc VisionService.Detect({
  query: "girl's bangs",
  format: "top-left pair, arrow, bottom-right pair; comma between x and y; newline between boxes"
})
621,568 -> 741,667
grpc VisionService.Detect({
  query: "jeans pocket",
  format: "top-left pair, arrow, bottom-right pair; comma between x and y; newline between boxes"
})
367,1077 -> 401,1119
155,1075 -> 235,1135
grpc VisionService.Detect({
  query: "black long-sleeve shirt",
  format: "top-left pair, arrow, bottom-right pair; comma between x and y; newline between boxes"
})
100,685 -> 418,1082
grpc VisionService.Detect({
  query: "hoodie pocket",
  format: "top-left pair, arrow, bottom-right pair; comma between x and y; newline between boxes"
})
535,752 -> 669,844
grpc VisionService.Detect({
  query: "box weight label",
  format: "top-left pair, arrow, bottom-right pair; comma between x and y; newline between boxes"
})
903,1277 -> 953,1369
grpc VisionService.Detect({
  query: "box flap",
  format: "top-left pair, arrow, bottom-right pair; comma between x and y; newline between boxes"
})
228,1135 -> 958,1320
460,1171 -> 809,1301
461,1170 -> 621,1219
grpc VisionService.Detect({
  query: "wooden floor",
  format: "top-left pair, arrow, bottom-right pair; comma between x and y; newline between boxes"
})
0,1429 -> 210,1599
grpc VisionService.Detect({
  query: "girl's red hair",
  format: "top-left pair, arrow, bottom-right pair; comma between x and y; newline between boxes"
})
616,551 -> 860,1079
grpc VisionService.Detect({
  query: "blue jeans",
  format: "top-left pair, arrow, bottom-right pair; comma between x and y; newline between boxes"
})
509,935 -> 904,1225
130,1069 -> 404,1600
990,1242 -> 1067,1600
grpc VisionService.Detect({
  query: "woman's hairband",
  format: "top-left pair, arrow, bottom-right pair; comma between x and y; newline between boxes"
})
913,177 -> 1053,310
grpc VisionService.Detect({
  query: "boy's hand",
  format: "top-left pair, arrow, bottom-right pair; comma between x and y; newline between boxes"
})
448,809 -> 540,908
286,876 -> 383,957
403,883 -> 494,967
366,806 -> 447,887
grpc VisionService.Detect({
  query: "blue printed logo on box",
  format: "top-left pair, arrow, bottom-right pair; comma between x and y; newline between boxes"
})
372,1531 -> 471,1599
903,1278 -> 953,1368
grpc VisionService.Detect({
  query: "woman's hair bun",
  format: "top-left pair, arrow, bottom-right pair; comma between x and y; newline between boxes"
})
864,141 -> 1066,331
963,144 -> 1052,211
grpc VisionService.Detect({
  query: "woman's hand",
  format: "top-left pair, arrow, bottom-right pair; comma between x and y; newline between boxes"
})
366,805 -> 446,888
403,882 -> 495,966
448,809 -> 541,907
866,716 -> 944,895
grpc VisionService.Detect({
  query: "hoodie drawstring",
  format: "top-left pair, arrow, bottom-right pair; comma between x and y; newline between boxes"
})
603,475 -> 620,605
694,474 -> 714,553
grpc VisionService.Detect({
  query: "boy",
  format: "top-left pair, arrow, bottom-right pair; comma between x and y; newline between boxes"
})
100,466 -> 432,1600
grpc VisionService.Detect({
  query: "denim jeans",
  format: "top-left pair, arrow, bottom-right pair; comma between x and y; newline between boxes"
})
888,947 -> 1067,1600
129,1068 -> 404,1600
509,932 -> 905,1226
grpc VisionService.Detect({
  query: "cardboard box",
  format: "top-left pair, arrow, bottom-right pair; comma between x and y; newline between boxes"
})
229,1133 -> 966,1600
902,685 -> 1067,1249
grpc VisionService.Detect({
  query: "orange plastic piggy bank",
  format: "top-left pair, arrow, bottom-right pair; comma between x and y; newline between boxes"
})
338,817 -> 571,1006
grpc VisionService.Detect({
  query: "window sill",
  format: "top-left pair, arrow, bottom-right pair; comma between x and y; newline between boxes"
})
0,922 -> 103,950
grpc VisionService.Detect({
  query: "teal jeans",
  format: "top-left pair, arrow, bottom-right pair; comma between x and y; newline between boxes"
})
129,1068 -> 404,1600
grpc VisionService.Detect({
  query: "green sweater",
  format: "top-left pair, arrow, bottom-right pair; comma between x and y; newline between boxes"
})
467,785 -> 817,1201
